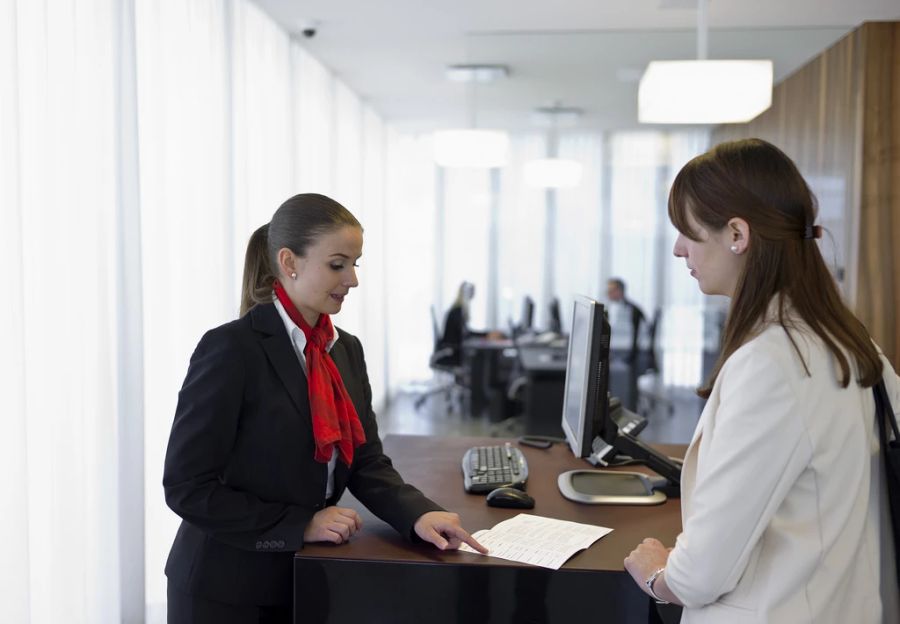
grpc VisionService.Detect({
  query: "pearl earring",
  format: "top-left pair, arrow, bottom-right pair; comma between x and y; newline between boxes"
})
290,272 -> 297,279
730,245 -> 739,254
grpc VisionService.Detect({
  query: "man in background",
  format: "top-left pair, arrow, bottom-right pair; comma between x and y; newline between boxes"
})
606,277 -> 646,359
606,278 -> 647,411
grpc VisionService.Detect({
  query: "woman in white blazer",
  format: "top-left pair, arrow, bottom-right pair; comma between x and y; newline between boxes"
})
624,138 -> 899,623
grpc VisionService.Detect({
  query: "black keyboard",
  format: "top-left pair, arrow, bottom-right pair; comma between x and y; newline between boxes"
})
462,443 -> 529,493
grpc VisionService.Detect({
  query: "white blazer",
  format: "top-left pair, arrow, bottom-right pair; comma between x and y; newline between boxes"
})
665,317 -> 899,623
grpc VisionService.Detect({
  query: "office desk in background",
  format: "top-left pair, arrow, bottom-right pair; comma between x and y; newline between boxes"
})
518,346 -> 567,437
294,435 -> 685,624
462,338 -> 516,420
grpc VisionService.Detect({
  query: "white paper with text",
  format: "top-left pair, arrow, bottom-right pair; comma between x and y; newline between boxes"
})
459,513 -> 613,570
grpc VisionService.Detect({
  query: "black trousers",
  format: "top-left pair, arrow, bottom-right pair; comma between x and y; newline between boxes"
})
167,581 -> 291,624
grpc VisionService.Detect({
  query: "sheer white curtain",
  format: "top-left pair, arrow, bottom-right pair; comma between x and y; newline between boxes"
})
134,1 -> 233,618
384,133 -> 438,387
229,0 -> 294,304
441,168 -> 493,328
357,109 -> 389,403
0,5 -> 27,618
291,45 -> 335,195
1,0 -> 137,621
608,132 -> 667,312
553,133 -> 605,330
661,131 -> 712,386
330,82 -> 365,335
497,134 -> 546,329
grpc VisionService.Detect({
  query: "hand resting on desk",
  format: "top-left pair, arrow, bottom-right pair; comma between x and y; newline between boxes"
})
302,507 -> 487,554
304,506 -> 363,545
415,511 -> 488,553
624,537 -> 682,606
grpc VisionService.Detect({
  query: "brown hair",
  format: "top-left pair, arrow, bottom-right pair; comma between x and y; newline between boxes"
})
669,138 -> 882,398
240,193 -> 362,316
607,277 -> 626,295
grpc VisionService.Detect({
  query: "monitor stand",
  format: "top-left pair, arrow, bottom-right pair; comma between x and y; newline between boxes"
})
587,433 -> 682,498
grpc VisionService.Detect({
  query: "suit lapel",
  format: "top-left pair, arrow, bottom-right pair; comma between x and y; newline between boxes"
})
251,304 -> 310,420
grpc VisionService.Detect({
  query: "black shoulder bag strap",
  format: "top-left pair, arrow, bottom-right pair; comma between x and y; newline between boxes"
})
874,379 -> 900,591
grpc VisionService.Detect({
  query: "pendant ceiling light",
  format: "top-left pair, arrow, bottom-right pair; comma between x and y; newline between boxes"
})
433,64 -> 510,168
523,104 -> 583,189
638,0 -> 773,124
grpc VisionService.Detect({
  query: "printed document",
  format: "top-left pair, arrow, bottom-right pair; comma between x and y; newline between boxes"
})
458,513 -> 613,570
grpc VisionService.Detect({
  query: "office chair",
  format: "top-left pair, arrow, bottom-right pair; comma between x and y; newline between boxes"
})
636,309 -> 675,418
413,306 -> 466,414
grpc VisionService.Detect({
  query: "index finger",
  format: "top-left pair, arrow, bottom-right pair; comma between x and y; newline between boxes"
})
447,526 -> 488,554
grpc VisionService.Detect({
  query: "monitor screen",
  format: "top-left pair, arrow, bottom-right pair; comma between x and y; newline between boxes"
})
560,296 -> 611,458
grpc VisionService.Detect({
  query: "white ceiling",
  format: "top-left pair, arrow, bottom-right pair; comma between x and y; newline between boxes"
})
253,0 -> 900,132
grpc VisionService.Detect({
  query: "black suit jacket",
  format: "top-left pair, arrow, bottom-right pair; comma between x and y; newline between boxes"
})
623,299 -> 646,361
163,303 -> 442,605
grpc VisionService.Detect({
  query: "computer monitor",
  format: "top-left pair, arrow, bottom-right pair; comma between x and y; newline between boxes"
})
559,296 -> 681,487
520,296 -> 535,332
547,297 -> 562,334
560,296 -> 609,458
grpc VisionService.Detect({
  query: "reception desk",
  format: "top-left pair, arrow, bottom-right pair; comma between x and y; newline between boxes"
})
294,435 -> 685,624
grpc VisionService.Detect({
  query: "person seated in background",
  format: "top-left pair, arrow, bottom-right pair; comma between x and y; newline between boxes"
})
437,281 -> 503,365
606,277 -> 646,361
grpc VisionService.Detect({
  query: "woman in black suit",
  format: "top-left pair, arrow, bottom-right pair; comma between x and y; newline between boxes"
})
164,193 -> 486,623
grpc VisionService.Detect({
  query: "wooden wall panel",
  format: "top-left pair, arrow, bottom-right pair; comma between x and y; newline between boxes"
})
712,22 -> 900,366
858,23 -> 900,367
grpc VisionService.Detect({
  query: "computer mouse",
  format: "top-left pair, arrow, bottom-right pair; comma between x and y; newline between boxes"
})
486,487 -> 535,509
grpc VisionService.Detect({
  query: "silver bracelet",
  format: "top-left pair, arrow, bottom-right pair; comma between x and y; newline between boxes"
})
645,566 -> 670,604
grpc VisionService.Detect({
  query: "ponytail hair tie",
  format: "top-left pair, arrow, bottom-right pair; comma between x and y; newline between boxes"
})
802,225 -> 823,240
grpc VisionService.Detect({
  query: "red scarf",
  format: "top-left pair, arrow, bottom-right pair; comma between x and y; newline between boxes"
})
273,280 -> 366,466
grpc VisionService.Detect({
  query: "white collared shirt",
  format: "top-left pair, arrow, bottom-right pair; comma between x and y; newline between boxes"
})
607,300 -> 633,350
273,299 -> 340,498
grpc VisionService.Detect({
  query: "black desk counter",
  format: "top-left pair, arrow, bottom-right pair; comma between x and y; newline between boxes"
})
294,435 -> 684,624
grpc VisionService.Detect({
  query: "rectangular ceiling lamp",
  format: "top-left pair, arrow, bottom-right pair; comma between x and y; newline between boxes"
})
433,129 -> 509,168
638,60 -> 773,124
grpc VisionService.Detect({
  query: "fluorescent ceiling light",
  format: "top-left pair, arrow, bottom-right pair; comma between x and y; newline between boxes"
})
638,60 -> 773,124
433,129 -> 509,168
523,158 -> 583,189
445,64 -> 509,83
